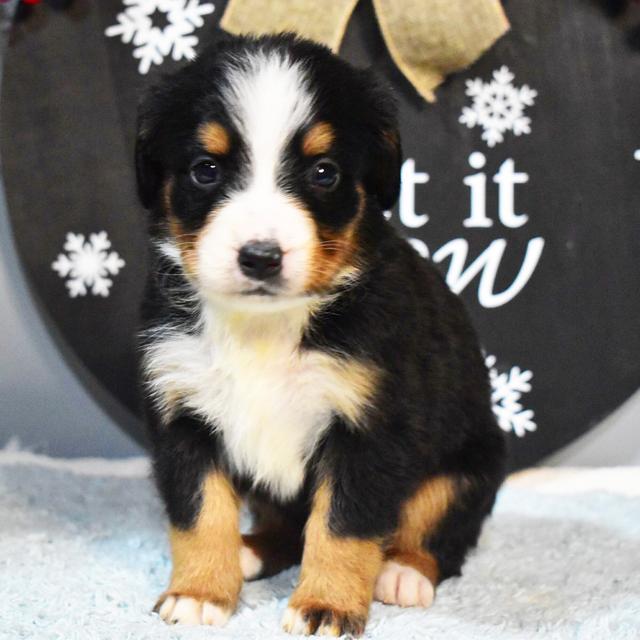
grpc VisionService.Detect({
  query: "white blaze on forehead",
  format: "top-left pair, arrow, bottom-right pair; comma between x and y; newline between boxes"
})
195,51 -> 319,300
222,51 -> 315,189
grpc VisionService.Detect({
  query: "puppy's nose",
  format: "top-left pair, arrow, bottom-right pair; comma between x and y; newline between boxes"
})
238,240 -> 283,280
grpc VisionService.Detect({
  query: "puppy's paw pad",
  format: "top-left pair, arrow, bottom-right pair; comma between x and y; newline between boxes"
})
156,595 -> 231,626
374,561 -> 435,608
240,545 -> 263,580
282,605 -> 366,637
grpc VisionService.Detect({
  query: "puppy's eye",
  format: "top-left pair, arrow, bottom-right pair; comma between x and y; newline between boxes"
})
190,159 -> 220,187
309,160 -> 340,190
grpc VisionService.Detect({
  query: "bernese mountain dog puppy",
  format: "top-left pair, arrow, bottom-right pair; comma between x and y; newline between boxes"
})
136,34 -> 506,637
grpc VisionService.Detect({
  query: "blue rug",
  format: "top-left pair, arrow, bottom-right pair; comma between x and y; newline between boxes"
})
1,450 -> 639,639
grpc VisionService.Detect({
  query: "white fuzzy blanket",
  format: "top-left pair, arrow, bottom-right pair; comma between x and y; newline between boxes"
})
1,451 -> 639,640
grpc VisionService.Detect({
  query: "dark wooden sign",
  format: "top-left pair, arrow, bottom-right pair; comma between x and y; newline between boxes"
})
3,0 -> 639,468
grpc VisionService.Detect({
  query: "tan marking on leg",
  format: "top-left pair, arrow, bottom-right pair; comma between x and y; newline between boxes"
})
283,481 -> 383,637
374,476 -> 455,608
302,122 -> 335,156
391,475 -> 455,561
155,472 -> 242,625
383,549 -> 439,586
198,121 -> 231,156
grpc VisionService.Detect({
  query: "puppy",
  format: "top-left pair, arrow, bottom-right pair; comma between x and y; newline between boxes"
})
136,34 -> 506,636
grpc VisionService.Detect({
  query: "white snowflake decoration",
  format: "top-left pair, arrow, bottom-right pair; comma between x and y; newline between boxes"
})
105,0 -> 215,75
460,66 -> 537,148
486,354 -> 536,438
52,232 -> 125,298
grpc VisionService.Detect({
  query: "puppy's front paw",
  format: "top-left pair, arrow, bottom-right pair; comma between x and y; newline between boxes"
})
374,561 -> 435,608
155,594 -> 232,626
282,604 -> 366,637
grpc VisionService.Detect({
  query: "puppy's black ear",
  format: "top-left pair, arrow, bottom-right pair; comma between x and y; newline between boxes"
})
363,127 -> 402,211
360,76 -> 403,211
135,121 -> 162,210
135,91 -> 165,210
134,40 -> 229,209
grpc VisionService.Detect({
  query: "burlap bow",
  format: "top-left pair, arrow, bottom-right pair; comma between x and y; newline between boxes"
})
220,0 -> 509,102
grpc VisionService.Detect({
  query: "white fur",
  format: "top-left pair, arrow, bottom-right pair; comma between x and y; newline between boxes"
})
196,51 -> 317,299
240,545 -> 263,580
282,606 -> 313,635
143,304 -> 368,500
158,595 -> 231,626
374,561 -> 435,608
155,239 -> 182,265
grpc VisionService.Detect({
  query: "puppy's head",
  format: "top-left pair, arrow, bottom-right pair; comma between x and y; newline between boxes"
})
136,34 -> 401,310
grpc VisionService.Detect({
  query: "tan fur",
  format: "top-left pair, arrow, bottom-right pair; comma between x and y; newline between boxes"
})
158,472 -> 242,612
381,129 -> 400,152
307,351 -> 380,427
168,217 -> 199,278
382,550 -> 439,586
385,475 -> 456,584
301,121 -> 335,156
305,184 -> 366,293
155,323 -> 380,432
162,179 -> 200,278
287,481 -> 383,629
198,121 -> 231,155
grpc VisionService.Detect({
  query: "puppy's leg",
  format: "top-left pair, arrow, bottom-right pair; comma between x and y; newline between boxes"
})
375,469 -> 503,608
282,481 -> 383,638
241,496 -> 305,581
152,416 -> 242,626
157,472 -> 242,625
374,475 -> 453,608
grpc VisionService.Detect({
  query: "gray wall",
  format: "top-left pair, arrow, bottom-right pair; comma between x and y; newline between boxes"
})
546,390 -> 640,466
0,0 -> 140,456
0,177 -> 142,457
0,0 -> 140,457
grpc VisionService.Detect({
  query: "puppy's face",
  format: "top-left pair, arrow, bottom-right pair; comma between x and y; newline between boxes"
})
136,37 -> 401,309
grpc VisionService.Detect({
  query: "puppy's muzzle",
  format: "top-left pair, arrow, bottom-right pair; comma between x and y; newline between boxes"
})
238,240 -> 283,281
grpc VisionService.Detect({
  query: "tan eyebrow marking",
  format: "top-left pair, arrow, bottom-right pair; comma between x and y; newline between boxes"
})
198,121 -> 231,155
302,122 -> 335,156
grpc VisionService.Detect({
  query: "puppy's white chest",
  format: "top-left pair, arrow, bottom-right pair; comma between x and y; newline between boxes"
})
144,315 -> 375,500
210,335 -> 334,497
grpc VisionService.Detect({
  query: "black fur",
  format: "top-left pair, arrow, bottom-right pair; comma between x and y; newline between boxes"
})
306,233 -> 506,574
138,33 -> 506,606
135,34 -> 400,232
